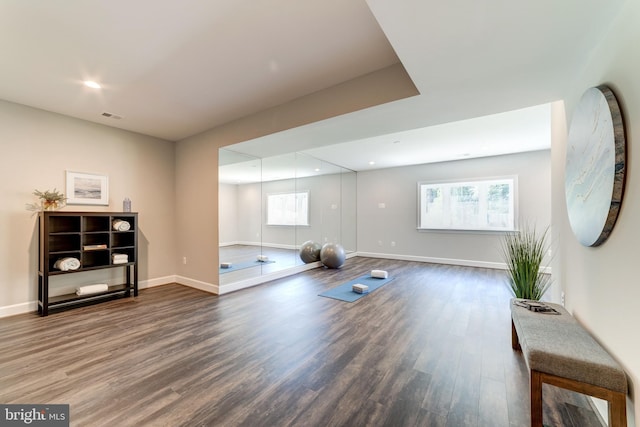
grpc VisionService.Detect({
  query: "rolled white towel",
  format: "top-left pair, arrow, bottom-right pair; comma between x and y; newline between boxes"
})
257,255 -> 269,262
76,284 -> 109,295
112,219 -> 131,231
371,269 -> 388,279
54,257 -> 81,271
112,253 -> 129,264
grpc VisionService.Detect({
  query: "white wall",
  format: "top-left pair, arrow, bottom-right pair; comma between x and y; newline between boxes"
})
219,183 -> 239,245
216,149 -> 550,293
357,150 -> 551,269
552,1 -> 640,424
236,182 -> 263,245
224,172 -> 357,251
175,64 -> 418,291
0,100 -> 177,316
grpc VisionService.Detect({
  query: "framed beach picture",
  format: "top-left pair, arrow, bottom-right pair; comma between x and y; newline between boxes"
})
66,171 -> 109,205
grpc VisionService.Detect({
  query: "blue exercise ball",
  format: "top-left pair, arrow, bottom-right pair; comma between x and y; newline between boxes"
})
320,243 -> 346,269
300,240 -> 322,263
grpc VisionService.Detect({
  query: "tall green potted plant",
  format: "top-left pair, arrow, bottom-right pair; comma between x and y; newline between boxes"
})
500,223 -> 552,301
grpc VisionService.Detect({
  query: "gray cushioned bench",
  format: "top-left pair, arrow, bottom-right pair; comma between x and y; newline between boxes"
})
510,299 -> 627,427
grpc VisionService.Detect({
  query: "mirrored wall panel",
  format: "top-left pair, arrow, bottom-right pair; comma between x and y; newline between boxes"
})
219,148 -> 356,288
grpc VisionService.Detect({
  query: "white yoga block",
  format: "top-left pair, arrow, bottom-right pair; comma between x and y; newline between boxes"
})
371,269 -> 388,279
257,255 -> 269,262
220,262 -> 233,269
352,284 -> 369,294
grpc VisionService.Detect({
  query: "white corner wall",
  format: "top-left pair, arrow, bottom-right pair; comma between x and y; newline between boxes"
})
357,150 -> 551,269
219,183 -> 239,245
0,100 -> 177,317
175,64 -> 417,290
552,1 -> 640,424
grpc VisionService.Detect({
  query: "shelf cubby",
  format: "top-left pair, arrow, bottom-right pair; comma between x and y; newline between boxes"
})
113,216 -> 136,231
111,247 -> 135,264
49,216 -> 81,233
112,232 -> 135,248
83,232 -> 110,248
82,250 -> 111,268
83,216 -> 111,232
48,251 -> 82,271
49,234 -> 81,252
38,211 -> 138,316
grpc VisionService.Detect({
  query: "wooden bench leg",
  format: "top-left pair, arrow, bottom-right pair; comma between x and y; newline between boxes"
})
530,370 -> 627,427
512,319 -> 521,351
609,391 -> 627,427
530,370 -> 543,427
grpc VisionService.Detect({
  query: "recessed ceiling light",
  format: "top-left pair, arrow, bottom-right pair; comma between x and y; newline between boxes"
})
369,161 -> 376,165
83,80 -> 101,89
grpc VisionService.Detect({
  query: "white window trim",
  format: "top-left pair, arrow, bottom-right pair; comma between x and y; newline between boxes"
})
417,176 -> 518,232
266,190 -> 310,227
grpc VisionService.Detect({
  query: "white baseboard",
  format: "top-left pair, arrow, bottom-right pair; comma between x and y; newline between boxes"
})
139,275 -> 177,289
345,252 -> 359,260
229,240 -> 261,247
222,241 -> 304,250
0,301 -> 37,318
261,242 -> 299,250
0,275 -> 195,318
356,251 -> 505,270
232,241 -> 298,250
174,275 -> 219,294
355,251 -> 551,273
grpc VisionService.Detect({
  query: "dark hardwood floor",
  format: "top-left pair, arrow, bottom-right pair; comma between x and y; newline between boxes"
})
0,257 -> 604,426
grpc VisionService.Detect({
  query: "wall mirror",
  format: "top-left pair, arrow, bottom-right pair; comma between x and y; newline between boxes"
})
219,148 -> 356,290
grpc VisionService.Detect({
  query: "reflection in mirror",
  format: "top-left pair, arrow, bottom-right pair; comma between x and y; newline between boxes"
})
260,153 -> 298,273
218,149 -> 263,286
219,148 -> 356,291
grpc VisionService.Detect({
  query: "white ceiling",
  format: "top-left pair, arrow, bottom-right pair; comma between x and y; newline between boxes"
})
0,0 -> 626,173
305,103 -> 553,171
0,0 -> 398,141
220,103 -> 552,183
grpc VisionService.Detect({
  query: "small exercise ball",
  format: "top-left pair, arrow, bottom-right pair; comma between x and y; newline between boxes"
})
300,240 -> 322,263
320,243 -> 346,269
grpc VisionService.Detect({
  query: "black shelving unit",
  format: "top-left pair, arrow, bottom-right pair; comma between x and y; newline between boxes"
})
38,211 -> 138,316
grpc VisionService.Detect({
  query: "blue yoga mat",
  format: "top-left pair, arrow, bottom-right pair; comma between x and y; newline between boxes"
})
219,260 -> 275,274
318,275 -> 394,302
